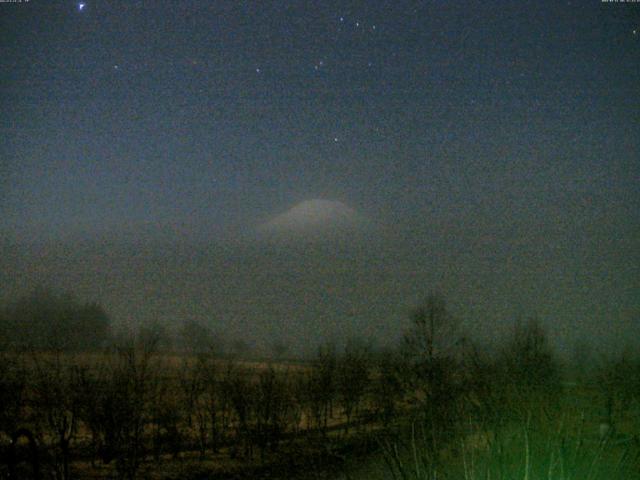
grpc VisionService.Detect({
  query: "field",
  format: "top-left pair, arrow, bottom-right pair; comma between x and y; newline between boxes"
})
0,344 -> 396,479
1,320 -> 639,479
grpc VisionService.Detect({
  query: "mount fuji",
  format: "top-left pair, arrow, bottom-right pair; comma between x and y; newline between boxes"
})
256,199 -> 370,237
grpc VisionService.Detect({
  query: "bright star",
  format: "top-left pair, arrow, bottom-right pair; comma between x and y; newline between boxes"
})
78,2 -> 86,11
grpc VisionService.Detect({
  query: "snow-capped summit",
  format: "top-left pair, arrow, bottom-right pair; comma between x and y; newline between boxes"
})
257,199 -> 368,236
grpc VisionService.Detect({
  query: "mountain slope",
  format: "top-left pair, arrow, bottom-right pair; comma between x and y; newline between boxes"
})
257,199 -> 368,236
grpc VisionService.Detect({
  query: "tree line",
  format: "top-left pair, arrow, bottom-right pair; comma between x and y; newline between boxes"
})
0,291 -> 638,479
0,289 -> 111,352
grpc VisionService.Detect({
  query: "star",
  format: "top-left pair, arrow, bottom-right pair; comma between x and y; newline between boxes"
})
78,2 -> 86,11
255,67 -> 261,73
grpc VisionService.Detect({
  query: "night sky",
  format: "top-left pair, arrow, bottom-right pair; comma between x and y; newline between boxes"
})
1,1 -> 639,354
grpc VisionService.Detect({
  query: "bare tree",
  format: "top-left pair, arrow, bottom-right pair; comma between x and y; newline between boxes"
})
223,362 -> 256,459
79,339 -> 159,479
402,292 -> 461,418
149,365 -> 184,461
336,340 -> 370,433
370,348 -> 403,427
500,318 -> 560,389
252,365 -> 291,462
31,352 -> 85,480
0,353 -> 35,479
0,353 -> 28,438
287,371 -> 307,437
191,353 -> 231,457
498,318 -> 561,419
457,339 -> 507,439
306,343 -> 337,436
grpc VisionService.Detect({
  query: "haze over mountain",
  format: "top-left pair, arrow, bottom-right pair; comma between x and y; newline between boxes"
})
2,195 -> 638,358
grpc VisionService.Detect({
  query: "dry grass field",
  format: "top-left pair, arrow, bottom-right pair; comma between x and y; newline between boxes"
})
0,346 -> 390,479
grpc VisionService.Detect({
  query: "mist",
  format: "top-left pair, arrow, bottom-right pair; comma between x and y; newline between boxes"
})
2,198 -> 637,358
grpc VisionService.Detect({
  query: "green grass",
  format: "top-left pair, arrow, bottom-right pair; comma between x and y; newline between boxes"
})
452,418 -> 638,480
345,385 -> 640,480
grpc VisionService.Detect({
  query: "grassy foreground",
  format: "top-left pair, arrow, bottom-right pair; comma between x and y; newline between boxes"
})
344,383 -> 640,480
